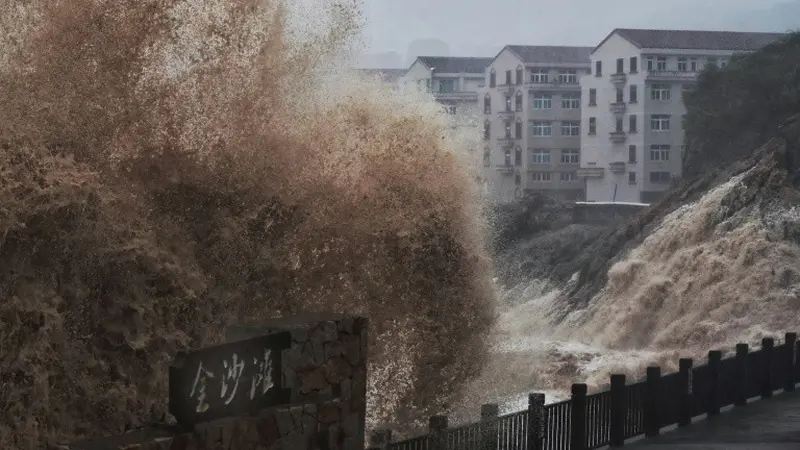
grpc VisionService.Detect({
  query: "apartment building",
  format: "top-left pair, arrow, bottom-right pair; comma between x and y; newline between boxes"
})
580,28 -> 785,203
401,56 -> 493,119
401,56 -> 493,180
480,45 -> 593,203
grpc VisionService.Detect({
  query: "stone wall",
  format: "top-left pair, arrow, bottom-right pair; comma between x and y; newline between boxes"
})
66,313 -> 367,450
572,202 -> 649,227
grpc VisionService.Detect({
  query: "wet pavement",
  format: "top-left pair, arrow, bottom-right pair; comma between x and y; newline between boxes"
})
624,389 -> 800,449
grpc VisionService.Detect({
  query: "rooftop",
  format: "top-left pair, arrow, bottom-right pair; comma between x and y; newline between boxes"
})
415,56 -> 494,74
505,45 -> 594,64
607,28 -> 787,52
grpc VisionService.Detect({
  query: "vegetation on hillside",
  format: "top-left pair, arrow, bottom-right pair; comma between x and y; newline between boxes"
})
682,32 -> 800,179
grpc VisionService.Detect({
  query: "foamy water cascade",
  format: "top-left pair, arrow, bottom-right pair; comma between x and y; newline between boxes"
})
454,165 -> 800,422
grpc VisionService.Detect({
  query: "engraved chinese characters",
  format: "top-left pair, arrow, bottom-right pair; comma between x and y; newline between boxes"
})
169,331 -> 292,427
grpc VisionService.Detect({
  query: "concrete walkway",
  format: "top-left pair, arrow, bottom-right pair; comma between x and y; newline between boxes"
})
624,390 -> 800,449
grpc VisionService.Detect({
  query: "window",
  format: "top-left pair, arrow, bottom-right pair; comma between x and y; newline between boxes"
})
690,58 -> 698,71
531,172 -> 552,182
515,119 -> 523,139
629,84 -> 638,103
504,148 -> 512,166
532,121 -> 552,136
615,117 -> 623,133
595,60 -> 602,76
651,114 -> 671,131
514,146 -> 522,165
533,94 -> 552,109
650,171 -> 671,184
720,59 -> 728,68
677,57 -> 687,72
483,121 -> 491,140
615,88 -> 624,103
561,149 -> 580,164
515,173 -> 522,185
616,58 -> 624,73
629,115 -> 637,133
516,67 -> 523,85
628,145 -> 637,163
630,57 -> 638,73
628,172 -> 636,184
483,148 -> 491,166
530,70 -> 548,83
651,84 -> 671,101
504,120 -> 512,139
589,117 -> 597,134
505,95 -> 512,111
656,56 -> 667,71
484,94 -> 491,114
561,171 -> 578,182
649,144 -> 671,161
531,149 -> 551,164
646,56 -> 654,71
589,89 -> 597,106
438,79 -> 455,93
505,70 -> 512,85
489,69 -> 496,88
561,93 -> 580,109
561,121 -> 580,136
558,70 -> 577,84
515,92 -> 523,111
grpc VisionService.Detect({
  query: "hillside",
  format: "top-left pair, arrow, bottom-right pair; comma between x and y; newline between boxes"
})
562,32 -> 800,312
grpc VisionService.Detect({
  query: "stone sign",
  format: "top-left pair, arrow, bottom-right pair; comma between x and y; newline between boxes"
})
169,331 -> 292,427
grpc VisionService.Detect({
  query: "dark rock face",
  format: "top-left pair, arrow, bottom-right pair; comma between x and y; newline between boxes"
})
65,315 -> 368,450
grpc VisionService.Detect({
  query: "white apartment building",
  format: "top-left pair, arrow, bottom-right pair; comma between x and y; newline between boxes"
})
580,28 -> 785,203
401,56 -> 493,180
401,56 -> 493,120
480,45 -> 593,203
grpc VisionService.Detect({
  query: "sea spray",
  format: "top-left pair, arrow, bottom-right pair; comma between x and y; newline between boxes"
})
0,1 -> 495,447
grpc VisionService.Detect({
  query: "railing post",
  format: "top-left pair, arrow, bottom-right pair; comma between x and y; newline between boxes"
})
526,393 -> 545,450
784,332 -> 797,392
707,350 -> 722,416
761,337 -> 775,399
795,336 -> 800,385
678,358 -> 693,427
428,415 -> 448,450
367,429 -> 392,450
480,403 -> 499,450
609,374 -> 626,447
735,343 -> 749,406
569,383 -> 587,450
643,366 -> 661,437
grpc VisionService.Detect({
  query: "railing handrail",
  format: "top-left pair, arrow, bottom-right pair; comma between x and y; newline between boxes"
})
377,333 -> 798,450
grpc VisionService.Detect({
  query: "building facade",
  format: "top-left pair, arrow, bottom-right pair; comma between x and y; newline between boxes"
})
400,56 -> 494,181
579,29 -> 784,203
479,45 -> 593,203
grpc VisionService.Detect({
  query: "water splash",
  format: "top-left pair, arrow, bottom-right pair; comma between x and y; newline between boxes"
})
0,1 -> 495,447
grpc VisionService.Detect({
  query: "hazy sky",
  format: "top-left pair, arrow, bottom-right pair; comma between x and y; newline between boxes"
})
360,0 -> 794,57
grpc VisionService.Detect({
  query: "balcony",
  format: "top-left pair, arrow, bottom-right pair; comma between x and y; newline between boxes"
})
609,102 -> 627,114
525,80 -> 580,92
432,90 -> 479,101
610,73 -> 627,84
646,70 -> 699,82
609,131 -> 627,143
609,161 -> 627,173
497,109 -> 516,117
495,164 -> 514,174
496,135 -> 516,145
577,167 -> 604,178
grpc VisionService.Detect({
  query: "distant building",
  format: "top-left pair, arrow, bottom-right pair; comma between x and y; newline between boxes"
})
400,56 -> 494,179
580,28 -> 785,203
480,45 -> 593,203
357,68 -> 406,89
